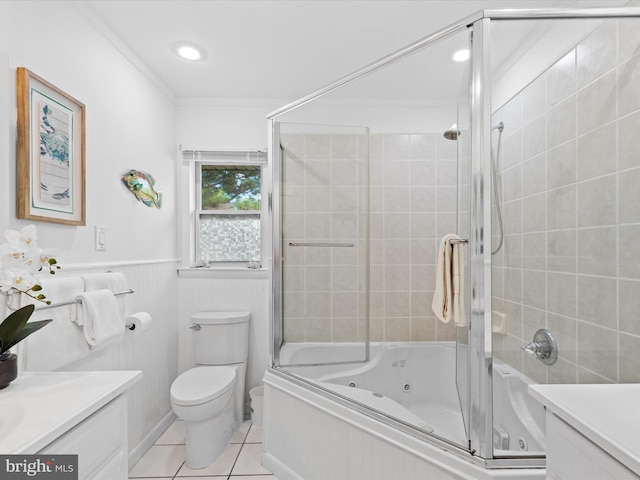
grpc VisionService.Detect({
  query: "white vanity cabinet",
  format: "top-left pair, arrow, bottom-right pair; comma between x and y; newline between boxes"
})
529,384 -> 640,480
0,371 -> 141,480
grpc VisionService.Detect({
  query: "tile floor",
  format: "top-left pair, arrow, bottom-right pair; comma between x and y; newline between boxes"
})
128,419 -> 279,479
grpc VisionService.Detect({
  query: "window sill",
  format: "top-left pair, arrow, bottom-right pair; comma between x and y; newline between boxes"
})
178,266 -> 270,279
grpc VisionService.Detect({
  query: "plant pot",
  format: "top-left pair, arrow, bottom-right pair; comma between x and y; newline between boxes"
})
0,351 -> 17,389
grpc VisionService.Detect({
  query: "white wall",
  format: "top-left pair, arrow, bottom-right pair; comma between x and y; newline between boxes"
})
0,1 -> 179,468
0,1 -> 177,263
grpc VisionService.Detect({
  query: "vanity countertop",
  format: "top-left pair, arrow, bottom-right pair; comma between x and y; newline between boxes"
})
0,370 -> 142,454
529,383 -> 640,476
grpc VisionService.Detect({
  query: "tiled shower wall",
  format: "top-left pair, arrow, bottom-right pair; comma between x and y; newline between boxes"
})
492,18 -> 640,384
281,132 -> 457,343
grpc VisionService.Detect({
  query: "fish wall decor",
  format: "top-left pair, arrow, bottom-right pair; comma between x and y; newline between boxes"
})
122,169 -> 163,209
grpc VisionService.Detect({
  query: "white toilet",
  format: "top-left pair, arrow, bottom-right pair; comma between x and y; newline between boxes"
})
170,311 -> 250,469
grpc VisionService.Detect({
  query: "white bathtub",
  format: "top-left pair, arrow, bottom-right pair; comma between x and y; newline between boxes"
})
263,342 -> 546,480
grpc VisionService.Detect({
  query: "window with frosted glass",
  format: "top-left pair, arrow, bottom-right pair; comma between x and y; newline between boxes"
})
197,165 -> 262,263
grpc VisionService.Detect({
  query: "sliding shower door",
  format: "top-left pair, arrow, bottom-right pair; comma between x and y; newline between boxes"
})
274,121 -> 370,368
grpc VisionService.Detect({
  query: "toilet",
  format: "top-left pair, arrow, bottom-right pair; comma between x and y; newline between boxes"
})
170,311 -> 250,469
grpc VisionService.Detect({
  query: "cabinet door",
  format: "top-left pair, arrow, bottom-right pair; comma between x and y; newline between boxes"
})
39,396 -> 127,480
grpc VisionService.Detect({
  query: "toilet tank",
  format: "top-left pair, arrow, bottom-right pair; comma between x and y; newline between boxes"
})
192,311 -> 250,365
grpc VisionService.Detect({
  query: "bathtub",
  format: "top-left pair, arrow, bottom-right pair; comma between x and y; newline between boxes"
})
263,342 -> 546,480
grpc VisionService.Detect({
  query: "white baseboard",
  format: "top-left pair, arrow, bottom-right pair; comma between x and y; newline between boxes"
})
128,411 -> 177,470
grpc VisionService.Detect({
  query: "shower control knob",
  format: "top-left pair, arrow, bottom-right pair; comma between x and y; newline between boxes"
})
521,329 -> 557,365
189,324 -> 201,331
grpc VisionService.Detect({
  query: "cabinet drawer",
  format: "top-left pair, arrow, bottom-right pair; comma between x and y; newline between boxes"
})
39,396 -> 127,480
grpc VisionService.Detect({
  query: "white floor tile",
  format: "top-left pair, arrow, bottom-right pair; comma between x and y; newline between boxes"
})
156,420 -> 186,445
231,444 -> 271,476
245,424 -> 263,443
176,443 -> 241,477
230,420 -> 251,443
128,445 -> 185,478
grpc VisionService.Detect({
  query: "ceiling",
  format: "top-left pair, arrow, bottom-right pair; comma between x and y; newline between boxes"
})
83,0 -> 627,102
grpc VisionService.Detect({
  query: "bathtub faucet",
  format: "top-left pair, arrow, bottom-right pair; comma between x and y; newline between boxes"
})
521,329 -> 558,365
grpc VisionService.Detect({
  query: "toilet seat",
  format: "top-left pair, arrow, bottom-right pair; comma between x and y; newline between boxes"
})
171,366 -> 235,407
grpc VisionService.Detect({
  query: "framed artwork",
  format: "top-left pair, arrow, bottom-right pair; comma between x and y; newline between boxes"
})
16,67 -> 85,225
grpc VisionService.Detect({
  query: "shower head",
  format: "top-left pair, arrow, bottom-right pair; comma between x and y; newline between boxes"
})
443,124 -> 460,141
443,121 -> 503,141
443,129 -> 459,141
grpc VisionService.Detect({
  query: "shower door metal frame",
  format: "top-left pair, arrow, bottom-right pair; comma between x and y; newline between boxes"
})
269,118 -> 283,366
266,5 -> 640,471
469,7 -> 640,467
467,16 -> 494,460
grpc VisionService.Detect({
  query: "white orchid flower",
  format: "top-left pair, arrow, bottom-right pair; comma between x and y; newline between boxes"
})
4,224 -> 38,248
0,225 -> 58,301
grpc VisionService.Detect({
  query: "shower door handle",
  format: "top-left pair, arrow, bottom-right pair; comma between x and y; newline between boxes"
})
288,242 -> 354,247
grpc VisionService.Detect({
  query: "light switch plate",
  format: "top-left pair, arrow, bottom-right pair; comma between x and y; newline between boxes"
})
95,225 -> 106,251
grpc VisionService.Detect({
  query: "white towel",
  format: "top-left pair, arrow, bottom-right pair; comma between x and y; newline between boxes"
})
23,276 -> 85,323
20,276 -> 88,372
75,289 -> 124,348
80,272 -> 127,318
432,234 -> 467,326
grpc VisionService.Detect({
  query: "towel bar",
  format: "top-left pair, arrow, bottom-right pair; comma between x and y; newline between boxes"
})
288,242 -> 354,248
448,238 -> 469,245
4,288 -> 135,311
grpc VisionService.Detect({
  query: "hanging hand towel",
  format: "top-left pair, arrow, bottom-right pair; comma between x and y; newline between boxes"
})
432,234 -> 466,326
80,272 -> 128,319
76,289 -> 124,348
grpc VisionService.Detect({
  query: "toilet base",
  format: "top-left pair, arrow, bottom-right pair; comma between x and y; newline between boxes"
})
185,403 -> 235,469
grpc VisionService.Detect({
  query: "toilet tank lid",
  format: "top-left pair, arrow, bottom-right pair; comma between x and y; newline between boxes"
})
191,311 -> 251,324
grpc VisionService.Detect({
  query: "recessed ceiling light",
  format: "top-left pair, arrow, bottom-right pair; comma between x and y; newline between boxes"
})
453,49 -> 470,62
172,42 -> 207,61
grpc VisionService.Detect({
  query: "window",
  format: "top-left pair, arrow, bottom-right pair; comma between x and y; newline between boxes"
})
195,157 -> 264,264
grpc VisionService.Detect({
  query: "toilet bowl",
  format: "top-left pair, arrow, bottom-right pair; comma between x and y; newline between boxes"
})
171,366 -> 235,421
170,311 -> 250,469
170,366 -> 237,468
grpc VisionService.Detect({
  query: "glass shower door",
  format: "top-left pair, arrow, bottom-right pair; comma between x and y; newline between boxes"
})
274,121 -> 370,368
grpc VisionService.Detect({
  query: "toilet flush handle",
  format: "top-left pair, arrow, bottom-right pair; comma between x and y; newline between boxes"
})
189,323 -> 201,331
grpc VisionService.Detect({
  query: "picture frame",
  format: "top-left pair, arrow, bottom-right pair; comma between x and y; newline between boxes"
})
16,67 -> 85,225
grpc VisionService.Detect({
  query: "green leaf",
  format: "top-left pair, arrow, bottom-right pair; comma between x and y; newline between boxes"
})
3,319 -> 52,352
31,284 -> 42,291
0,305 -> 35,354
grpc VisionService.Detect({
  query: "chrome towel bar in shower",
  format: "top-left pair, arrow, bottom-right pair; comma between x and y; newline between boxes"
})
288,242 -> 354,248
448,238 -> 469,245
